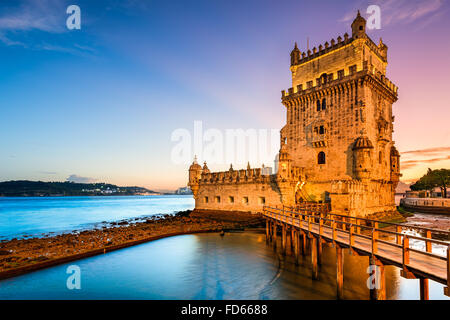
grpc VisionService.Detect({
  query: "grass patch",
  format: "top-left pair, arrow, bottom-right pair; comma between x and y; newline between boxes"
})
397,205 -> 414,217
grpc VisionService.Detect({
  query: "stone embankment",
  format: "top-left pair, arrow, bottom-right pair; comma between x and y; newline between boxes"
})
0,210 -> 264,279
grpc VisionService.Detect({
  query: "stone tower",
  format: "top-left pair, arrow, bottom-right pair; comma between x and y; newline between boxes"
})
281,11 -> 400,217
188,11 -> 400,218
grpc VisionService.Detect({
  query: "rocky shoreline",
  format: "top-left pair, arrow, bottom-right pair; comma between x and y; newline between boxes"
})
0,210 -> 264,279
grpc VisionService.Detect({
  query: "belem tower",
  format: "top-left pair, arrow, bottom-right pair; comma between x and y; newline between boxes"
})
188,12 -> 401,219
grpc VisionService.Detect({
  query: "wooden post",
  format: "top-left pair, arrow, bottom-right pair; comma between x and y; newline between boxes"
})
336,244 -> 344,299
311,236 -> 319,280
425,230 -> 432,253
273,222 -> 277,251
291,227 -> 295,254
396,225 -> 402,245
420,278 -> 429,300
281,224 -> 287,256
376,259 -> 386,300
293,230 -> 299,265
445,245 -> 450,297
372,228 -> 378,255
369,256 -> 385,300
265,220 -> 269,243
301,230 -> 307,256
403,236 -> 410,267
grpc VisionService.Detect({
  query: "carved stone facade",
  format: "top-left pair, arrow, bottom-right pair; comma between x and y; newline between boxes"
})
188,12 -> 401,218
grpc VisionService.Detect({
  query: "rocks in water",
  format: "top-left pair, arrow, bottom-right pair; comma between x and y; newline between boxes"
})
0,250 -> 11,256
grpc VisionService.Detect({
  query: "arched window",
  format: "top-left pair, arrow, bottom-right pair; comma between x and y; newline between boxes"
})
316,100 -> 321,111
321,98 -> 326,110
320,73 -> 327,85
318,152 -> 326,164
319,125 -> 325,134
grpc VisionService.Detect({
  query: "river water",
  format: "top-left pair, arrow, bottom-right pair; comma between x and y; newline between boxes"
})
0,195 -> 194,240
0,231 -> 448,300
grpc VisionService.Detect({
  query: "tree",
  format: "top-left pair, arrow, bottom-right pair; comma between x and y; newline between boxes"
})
410,168 -> 450,198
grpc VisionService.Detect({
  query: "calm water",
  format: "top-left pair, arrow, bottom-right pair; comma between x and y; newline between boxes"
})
0,231 -> 448,300
0,195 -> 194,240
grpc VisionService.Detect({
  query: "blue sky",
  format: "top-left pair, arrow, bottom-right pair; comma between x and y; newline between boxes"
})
0,0 -> 449,191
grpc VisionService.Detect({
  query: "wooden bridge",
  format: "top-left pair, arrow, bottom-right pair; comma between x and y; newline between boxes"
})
262,205 -> 450,300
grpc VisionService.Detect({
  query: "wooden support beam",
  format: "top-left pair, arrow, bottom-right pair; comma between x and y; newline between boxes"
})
301,230 -> 307,256
336,244 -> 344,300
317,235 -> 323,266
273,222 -> 277,251
291,228 -> 295,254
369,256 -> 386,300
396,226 -> 402,245
420,278 -> 429,300
425,230 -> 432,253
281,224 -> 287,256
293,230 -> 299,266
445,245 -> 450,297
265,220 -> 270,243
311,236 -> 319,280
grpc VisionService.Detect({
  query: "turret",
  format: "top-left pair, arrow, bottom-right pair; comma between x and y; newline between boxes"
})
277,141 -> 292,181
378,38 -> 388,61
390,145 -> 401,183
290,42 -> 301,66
351,10 -> 366,39
188,156 -> 202,197
352,131 -> 374,180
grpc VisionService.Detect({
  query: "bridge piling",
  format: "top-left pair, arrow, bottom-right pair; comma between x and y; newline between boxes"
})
273,222 -> 277,251
369,256 -> 386,300
311,236 -> 319,280
336,244 -> 344,299
281,224 -> 287,256
420,278 -> 429,300
294,230 -> 300,265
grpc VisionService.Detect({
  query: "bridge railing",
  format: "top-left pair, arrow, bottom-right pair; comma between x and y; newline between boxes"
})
263,205 -> 450,286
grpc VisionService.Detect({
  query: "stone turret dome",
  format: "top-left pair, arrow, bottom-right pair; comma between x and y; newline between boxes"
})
390,146 -> 400,157
290,42 -> 301,66
352,136 -> 374,150
202,162 -> 210,174
189,157 -> 202,171
351,10 -> 366,39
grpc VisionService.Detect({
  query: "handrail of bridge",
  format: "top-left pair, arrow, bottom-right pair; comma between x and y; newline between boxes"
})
271,204 -> 449,236
263,205 -> 450,266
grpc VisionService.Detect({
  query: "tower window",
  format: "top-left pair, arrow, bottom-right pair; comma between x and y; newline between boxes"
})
204,196 -> 209,203
349,65 -> 357,74
229,196 -> 234,203
319,126 -> 325,134
316,100 -> 321,111
338,70 -> 344,79
215,196 -> 221,203
243,197 -> 249,204
318,152 -> 326,165
259,197 -> 266,205
321,98 -> 326,110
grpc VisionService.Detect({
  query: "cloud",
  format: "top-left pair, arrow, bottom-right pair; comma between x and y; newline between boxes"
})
0,0 -> 95,56
66,174 -> 97,183
39,171 -> 58,175
401,146 -> 450,156
0,0 -> 66,34
340,0 -> 445,29
400,155 -> 450,170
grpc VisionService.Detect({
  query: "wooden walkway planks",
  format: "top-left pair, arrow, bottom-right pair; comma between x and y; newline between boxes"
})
263,209 -> 449,286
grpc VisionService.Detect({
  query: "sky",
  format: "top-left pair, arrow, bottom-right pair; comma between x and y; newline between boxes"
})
0,0 -> 449,191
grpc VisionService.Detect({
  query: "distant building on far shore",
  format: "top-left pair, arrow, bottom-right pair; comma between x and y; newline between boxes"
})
175,186 -> 193,195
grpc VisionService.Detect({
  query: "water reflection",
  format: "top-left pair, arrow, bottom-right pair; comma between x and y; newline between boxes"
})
0,231 -> 448,300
